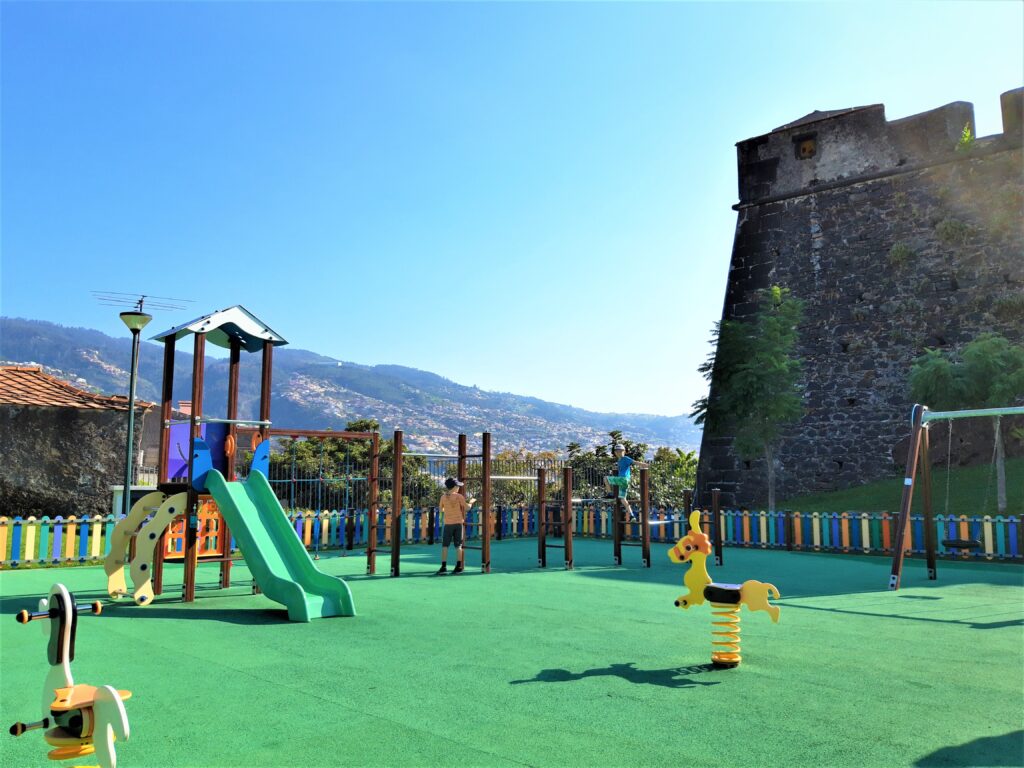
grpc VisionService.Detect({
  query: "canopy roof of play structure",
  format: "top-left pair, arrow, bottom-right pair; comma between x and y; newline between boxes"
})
151,305 -> 288,353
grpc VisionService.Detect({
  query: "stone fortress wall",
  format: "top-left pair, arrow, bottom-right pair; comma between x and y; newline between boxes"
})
696,89 -> 1024,507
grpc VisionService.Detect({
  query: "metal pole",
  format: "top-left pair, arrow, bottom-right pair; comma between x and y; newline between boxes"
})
613,468 -> 622,566
121,326 -> 143,520
923,405 -> 1024,422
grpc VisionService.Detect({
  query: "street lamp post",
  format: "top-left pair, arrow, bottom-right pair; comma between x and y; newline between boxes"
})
120,310 -> 152,518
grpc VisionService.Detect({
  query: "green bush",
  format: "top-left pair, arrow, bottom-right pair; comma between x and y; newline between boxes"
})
993,294 -> 1024,322
888,241 -> 914,266
936,218 -> 972,245
954,122 -> 975,153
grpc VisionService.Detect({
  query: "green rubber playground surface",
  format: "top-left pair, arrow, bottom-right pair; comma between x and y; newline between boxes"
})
1,538 -> 1022,767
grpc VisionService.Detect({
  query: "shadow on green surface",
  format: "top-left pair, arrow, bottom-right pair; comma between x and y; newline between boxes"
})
915,730 -> 1024,766
94,605 -> 294,625
781,600 -> 1024,630
509,661 -> 721,689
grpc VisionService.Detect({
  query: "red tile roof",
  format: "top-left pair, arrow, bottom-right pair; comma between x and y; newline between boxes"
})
0,366 -> 154,411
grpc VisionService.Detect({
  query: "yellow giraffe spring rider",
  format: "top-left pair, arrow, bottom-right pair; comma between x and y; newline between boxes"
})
8,583 -> 131,768
669,511 -> 780,668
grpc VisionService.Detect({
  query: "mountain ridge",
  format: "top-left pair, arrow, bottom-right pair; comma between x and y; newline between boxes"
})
0,317 -> 701,453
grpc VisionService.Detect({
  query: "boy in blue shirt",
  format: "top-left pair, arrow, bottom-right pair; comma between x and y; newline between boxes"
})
604,444 -> 648,520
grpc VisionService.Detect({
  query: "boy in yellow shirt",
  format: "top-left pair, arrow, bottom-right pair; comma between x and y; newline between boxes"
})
437,477 -> 473,575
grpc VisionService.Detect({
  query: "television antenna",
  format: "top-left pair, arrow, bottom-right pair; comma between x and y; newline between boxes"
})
90,291 -> 194,313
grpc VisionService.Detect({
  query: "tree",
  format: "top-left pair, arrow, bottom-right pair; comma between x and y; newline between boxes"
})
567,433 -> 697,508
648,447 -> 698,508
910,333 -> 1024,513
692,286 -> 804,512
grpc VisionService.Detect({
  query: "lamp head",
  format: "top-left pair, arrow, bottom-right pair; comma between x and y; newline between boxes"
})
119,311 -> 152,332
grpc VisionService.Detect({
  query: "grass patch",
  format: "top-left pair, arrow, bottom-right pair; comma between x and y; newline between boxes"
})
778,456 -> 1024,515
935,218 -> 972,245
888,241 -> 914,266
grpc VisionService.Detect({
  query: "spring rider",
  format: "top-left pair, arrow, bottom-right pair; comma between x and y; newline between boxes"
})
8,583 -> 131,767
669,511 -> 780,668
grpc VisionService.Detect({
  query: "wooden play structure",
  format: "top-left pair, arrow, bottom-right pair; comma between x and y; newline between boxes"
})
372,437 -> 679,576
889,403 -> 1024,590
151,305 -> 286,602
371,431 -> 493,576
669,511 -> 780,668
101,305 -> 363,618
102,306 -> 286,602
537,468 -> 706,570
8,583 -> 131,768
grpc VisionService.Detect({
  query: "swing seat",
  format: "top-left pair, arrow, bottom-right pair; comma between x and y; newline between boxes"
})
941,538 -> 982,550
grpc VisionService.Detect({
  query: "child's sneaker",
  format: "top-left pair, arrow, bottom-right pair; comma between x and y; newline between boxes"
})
452,563 -> 465,574
435,565 -> 448,576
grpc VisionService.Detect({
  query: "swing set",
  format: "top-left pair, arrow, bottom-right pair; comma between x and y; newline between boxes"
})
888,403 -> 1024,590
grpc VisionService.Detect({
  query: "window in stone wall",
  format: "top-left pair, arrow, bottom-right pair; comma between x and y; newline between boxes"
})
793,132 -> 817,160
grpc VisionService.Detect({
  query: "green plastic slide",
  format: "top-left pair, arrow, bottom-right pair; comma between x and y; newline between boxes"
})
202,468 -> 356,622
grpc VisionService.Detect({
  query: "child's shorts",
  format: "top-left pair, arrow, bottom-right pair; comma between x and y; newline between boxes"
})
442,523 -> 464,547
606,476 -> 629,498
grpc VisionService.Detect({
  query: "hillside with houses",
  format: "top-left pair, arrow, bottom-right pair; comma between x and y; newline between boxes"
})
0,317 -> 701,454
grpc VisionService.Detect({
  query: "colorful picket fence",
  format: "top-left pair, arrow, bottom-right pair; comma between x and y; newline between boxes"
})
2,506 -> 1021,568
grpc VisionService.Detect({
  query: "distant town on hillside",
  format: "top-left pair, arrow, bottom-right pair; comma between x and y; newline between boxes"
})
0,317 -> 701,454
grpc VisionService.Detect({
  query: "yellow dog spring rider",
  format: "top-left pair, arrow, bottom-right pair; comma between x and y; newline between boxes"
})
8,583 -> 131,768
669,511 -> 780,668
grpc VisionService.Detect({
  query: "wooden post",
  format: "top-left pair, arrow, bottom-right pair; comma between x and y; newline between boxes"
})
220,337 -> 241,590
366,435 -> 380,575
711,488 -> 723,567
920,425 -> 938,580
481,431 -> 492,573
183,333 -> 206,603
390,429 -> 403,577
889,404 -> 926,590
225,339 -> 241,481
259,341 -> 273,445
537,467 -> 547,568
154,336 -> 175,596
369,431 -> 379,555
613,469 -> 623,566
457,433 -> 467,570
640,468 -> 651,568
563,466 -> 574,570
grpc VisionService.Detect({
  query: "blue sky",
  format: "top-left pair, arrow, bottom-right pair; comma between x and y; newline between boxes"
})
1,1 -> 1021,416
